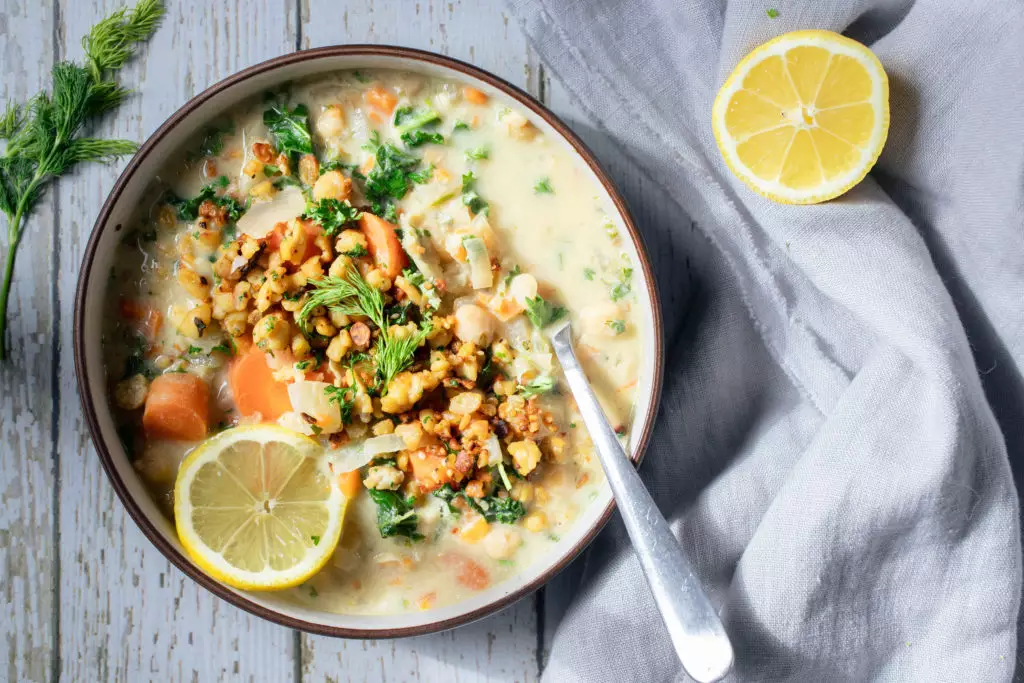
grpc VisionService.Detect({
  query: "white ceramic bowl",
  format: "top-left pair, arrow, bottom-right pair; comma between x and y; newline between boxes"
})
75,46 -> 664,637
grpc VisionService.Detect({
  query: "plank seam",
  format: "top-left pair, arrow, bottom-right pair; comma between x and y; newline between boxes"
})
49,1 -> 63,681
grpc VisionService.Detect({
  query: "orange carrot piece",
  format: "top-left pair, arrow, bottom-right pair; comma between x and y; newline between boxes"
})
443,553 -> 490,590
462,86 -> 488,105
228,348 -> 293,421
358,213 -> 408,279
142,373 -> 210,441
119,299 -> 163,342
338,469 -> 362,499
408,449 -> 451,492
364,86 -> 397,115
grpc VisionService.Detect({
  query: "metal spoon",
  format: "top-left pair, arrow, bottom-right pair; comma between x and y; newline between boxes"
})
547,321 -> 734,683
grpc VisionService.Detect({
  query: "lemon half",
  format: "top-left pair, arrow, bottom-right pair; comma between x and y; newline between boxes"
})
712,30 -> 889,204
174,425 -> 345,590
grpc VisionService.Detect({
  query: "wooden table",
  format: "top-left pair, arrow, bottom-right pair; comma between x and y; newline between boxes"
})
1,1 -> 598,680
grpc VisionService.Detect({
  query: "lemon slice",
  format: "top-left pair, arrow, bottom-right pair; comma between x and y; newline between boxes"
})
712,30 -> 889,204
174,425 -> 346,590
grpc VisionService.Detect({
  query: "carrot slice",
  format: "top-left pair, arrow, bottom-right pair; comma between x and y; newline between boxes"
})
266,220 -> 322,263
408,448 -> 451,492
442,553 -> 490,590
228,348 -> 293,421
338,469 -> 362,499
462,86 -> 488,105
119,299 -> 163,342
358,213 -> 407,279
142,373 -> 210,441
364,87 -> 397,115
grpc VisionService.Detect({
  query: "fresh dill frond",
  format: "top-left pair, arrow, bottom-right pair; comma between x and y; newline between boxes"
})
0,0 -> 164,361
300,268 -> 432,390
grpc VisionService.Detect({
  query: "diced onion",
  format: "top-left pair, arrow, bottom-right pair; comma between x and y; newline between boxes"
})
463,236 -> 492,289
286,380 -> 342,434
235,186 -> 306,239
484,434 -> 503,467
326,434 -> 405,473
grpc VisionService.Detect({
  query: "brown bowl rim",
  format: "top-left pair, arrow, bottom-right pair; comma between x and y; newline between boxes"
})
74,44 -> 665,639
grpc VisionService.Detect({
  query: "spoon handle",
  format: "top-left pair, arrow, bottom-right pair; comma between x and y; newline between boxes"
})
549,323 -> 734,683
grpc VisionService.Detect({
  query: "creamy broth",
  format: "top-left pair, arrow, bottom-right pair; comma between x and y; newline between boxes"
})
104,70 -> 642,614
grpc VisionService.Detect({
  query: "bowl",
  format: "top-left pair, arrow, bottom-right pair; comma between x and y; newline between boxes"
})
74,45 -> 664,637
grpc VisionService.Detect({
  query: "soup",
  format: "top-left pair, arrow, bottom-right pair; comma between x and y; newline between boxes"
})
104,69 -> 643,614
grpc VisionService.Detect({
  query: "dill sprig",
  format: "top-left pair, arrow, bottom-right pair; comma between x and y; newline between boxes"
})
0,0 -> 164,361
299,268 -> 431,391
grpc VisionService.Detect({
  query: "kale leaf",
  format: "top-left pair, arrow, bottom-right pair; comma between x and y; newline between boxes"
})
166,182 -> 246,223
524,296 -> 567,329
361,132 -> 432,220
431,485 -> 526,524
460,171 -> 489,216
367,489 -> 423,540
263,103 -> 313,157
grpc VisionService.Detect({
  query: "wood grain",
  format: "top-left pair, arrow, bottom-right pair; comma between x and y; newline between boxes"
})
0,2 -> 57,682
53,2 -> 297,681
0,1 -> 616,680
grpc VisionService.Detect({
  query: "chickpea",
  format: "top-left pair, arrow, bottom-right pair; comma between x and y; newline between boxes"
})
249,179 -> 276,200
316,105 -> 346,139
328,254 -> 354,278
523,511 -> 548,533
508,440 -> 542,476
503,111 -> 536,140
394,422 -> 424,450
449,390 -> 483,416
312,316 -> 336,338
365,268 -> 391,292
336,229 -> 368,255
312,170 -> 352,202
114,374 -> 149,411
453,304 -> 496,346
325,329 -> 353,362
372,419 -> 395,436
178,303 -> 212,338
279,219 -> 308,266
328,310 -> 350,328
222,311 -> 249,337
242,158 -> 265,179
298,154 -> 320,186
253,312 -> 290,351
483,528 -> 522,560
232,281 -> 252,311
177,266 -> 212,300
291,334 -> 311,359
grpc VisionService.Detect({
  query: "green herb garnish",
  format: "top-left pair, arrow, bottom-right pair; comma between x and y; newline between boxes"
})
302,197 -> 360,236
367,489 -> 423,540
524,296 -> 567,329
310,535 -> 320,546
299,269 -> 431,391
465,146 -> 490,161
610,266 -> 633,302
504,265 -> 522,288
583,267 -> 595,281
607,319 -> 626,335
166,182 -> 246,223
192,119 -> 234,159
519,375 -> 555,398
452,120 -> 470,132
461,170 -> 489,216
0,0 -> 165,360
360,132 -> 432,221
324,385 -> 356,424
262,102 -> 312,157
766,8 -> 779,18
533,177 -> 553,194
186,345 -> 202,355
432,485 -> 526,524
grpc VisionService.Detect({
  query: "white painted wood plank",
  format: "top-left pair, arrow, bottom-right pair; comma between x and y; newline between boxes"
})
0,3 -> 57,682
299,1 -> 542,680
53,2 -> 299,681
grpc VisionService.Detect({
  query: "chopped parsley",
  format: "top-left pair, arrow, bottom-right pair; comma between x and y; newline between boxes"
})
465,146 -> 490,160
394,105 -> 443,148
324,385 -> 356,424
461,170 -> 489,216
209,342 -> 233,355
432,485 -> 526,524
607,319 -> 626,335
343,244 -> 369,258
186,345 -> 202,355
294,360 -> 312,371
583,267 -> 595,281
310,535 -> 320,546
452,120 -> 470,132
401,129 -> 444,147
367,489 -> 423,540
262,163 -> 281,176
766,8 -> 779,18
533,177 -> 553,194
302,198 -> 361,236
504,264 -> 522,288
524,296 -> 567,329
610,266 -> 634,302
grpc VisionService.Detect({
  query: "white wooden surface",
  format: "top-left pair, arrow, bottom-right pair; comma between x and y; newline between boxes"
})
0,1 -> 604,681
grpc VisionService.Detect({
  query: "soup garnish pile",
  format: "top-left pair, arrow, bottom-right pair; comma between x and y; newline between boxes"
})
105,70 -> 642,614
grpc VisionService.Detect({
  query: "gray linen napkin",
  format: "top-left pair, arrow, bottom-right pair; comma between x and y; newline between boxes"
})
504,1 -> 1024,680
